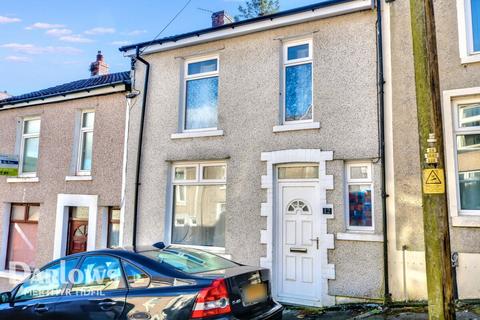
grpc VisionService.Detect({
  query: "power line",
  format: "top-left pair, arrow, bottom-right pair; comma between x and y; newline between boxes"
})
139,0 -> 193,55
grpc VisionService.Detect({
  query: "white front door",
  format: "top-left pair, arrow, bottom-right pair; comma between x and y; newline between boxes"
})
277,183 -> 322,305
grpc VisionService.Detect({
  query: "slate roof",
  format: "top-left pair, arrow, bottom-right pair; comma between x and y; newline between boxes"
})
119,0 -> 353,53
0,71 -> 131,108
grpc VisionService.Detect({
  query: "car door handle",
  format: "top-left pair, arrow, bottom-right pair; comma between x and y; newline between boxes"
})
99,300 -> 117,310
34,304 -> 49,313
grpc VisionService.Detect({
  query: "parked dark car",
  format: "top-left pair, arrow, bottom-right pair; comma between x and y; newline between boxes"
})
0,243 -> 283,319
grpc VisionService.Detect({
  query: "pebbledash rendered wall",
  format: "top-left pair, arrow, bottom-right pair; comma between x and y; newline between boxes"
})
0,93 -> 126,290
122,8 -> 386,302
385,0 -> 480,301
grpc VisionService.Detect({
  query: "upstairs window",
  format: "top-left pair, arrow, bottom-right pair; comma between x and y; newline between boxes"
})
19,117 -> 41,176
458,0 -> 480,62
77,110 -> 94,175
283,40 -> 313,123
184,57 -> 219,131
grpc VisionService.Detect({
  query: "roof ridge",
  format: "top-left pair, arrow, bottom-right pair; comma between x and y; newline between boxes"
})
0,71 -> 130,107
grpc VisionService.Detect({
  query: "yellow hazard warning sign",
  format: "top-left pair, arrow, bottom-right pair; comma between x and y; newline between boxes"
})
423,168 -> 445,194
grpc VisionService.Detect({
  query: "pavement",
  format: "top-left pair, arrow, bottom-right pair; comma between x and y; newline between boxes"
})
283,304 -> 480,319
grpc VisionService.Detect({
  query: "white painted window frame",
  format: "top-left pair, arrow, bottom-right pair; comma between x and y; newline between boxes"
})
76,110 -> 94,176
175,185 -> 187,206
457,0 -> 480,64
182,55 -> 220,133
444,93 -> 480,220
170,161 -> 227,251
18,116 -> 41,178
283,38 -> 314,125
345,162 -> 374,231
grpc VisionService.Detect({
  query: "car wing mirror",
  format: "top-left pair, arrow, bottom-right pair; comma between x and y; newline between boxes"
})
0,292 -> 11,304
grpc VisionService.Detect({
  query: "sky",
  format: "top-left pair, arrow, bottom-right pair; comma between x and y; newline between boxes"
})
0,0 -> 323,96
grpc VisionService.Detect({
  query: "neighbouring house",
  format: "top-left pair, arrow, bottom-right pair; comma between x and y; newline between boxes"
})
0,52 -> 130,290
384,0 -> 480,300
120,0 -> 385,306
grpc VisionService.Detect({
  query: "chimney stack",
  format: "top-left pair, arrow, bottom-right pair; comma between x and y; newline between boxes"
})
211,10 -> 233,28
89,50 -> 109,77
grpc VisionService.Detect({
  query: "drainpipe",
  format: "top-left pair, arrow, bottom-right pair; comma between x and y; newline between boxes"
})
132,46 -> 150,250
376,0 -> 391,304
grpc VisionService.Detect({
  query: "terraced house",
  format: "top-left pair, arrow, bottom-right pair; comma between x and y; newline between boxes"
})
120,0 -> 386,306
0,53 -> 130,291
384,0 -> 480,301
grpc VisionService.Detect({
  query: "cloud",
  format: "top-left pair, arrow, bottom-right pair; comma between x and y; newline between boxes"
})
84,27 -> 115,35
26,22 -> 65,30
1,43 -> 82,55
123,29 -> 147,36
45,28 -> 72,37
59,35 -> 93,43
4,55 -> 32,62
110,40 -> 131,46
0,16 -> 21,24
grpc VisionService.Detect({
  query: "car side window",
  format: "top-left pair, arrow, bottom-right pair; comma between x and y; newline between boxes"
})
15,258 -> 79,302
123,261 -> 150,289
71,255 -> 125,293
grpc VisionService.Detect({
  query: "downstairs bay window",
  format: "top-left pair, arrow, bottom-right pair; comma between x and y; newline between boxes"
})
6,204 -> 39,271
455,103 -> 480,212
171,163 -> 226,248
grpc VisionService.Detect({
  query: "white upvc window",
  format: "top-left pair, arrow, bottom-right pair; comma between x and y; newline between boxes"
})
345,162 -> 374,231
183,56 -> 219,132
77,110 -> 95,175
283,39 -> 313,124
171,162 -> 226,250
452,99 -> 480,215
457,0 -> 480,63
19,117 -> 41,177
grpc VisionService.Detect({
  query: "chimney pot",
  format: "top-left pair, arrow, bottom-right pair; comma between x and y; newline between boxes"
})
211,10 -> 233,27
90,50 -> 109,77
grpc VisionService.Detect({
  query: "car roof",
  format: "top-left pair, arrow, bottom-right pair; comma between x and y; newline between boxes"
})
46,246 -> 209,281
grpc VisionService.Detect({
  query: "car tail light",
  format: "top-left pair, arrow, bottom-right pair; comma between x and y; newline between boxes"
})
191,278 -> 231,318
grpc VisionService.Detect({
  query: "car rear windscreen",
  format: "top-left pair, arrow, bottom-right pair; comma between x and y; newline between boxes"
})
140,246 -> 239,274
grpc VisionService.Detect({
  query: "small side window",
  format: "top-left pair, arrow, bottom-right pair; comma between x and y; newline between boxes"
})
123,261 -> 150,289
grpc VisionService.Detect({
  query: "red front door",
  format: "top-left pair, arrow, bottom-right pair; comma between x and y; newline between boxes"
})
68,219 -> 88,255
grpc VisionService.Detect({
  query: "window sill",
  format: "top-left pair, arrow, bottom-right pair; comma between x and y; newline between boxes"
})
460,54 -> 480,65
452,215 -> 480,228
336,232 -> 383,242
273,122 -> 320,133
171,130 -> 224,139
65,176 -> 93,181
6,177 -> 39,183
